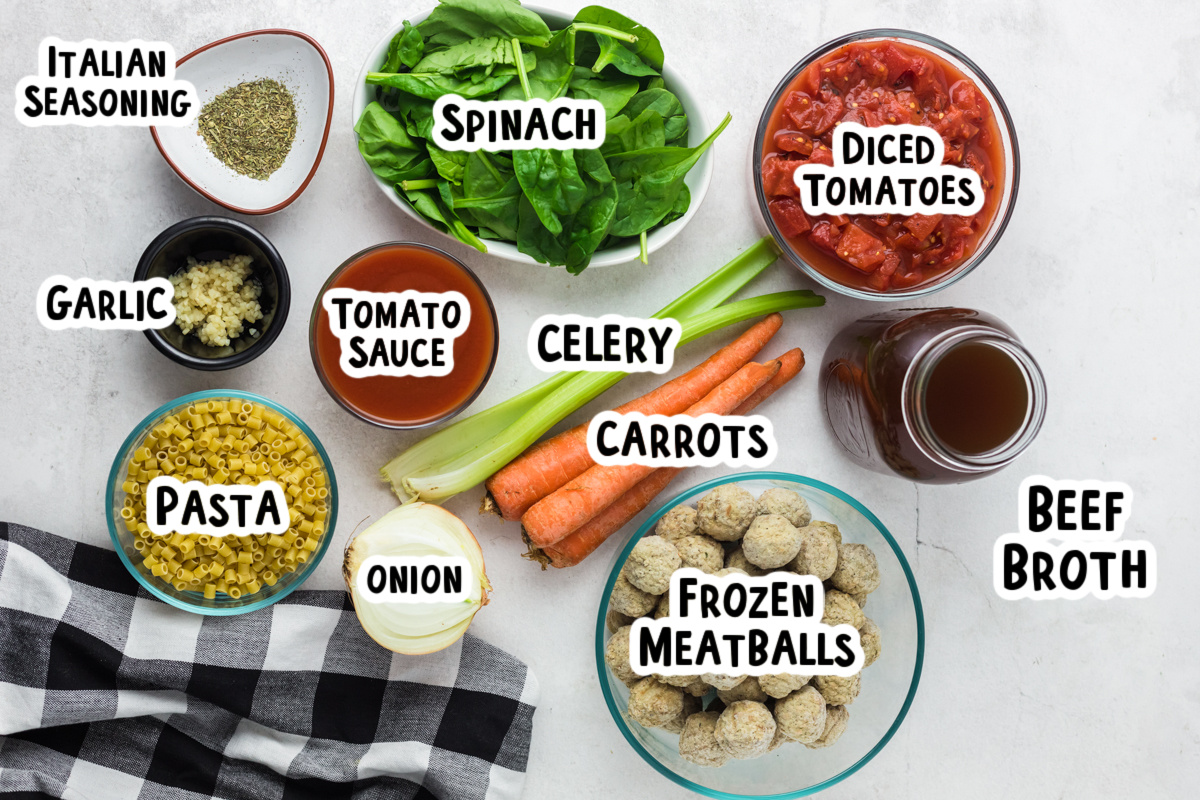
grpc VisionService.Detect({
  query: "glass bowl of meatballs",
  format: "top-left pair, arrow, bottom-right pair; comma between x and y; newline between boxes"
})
595,471 -> 924,798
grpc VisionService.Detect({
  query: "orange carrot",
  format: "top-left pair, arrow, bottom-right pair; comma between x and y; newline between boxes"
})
485,314 -> 784,521
521,359 -> 781,548
534,348 -> 806,568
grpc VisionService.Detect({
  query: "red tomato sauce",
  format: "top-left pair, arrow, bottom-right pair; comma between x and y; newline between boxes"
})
761,39 -> 1006,292
312,244 -> 497,427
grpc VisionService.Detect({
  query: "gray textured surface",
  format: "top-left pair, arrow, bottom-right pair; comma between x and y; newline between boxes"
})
2,0 -> 1198,797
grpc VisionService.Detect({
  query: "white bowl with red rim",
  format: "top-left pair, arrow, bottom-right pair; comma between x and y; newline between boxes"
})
151,29 -> 334,215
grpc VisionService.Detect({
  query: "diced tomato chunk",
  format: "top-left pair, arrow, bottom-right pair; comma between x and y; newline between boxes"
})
880,44 -> 916,84
891,269 -> 926,288
950,80 -> 984,122
813,96 -> 844,135
903,213 -> 943,240
809,221 -> 841,253
784,91 -> 817,131
769,198 -> 812,238
775,130 -> 814,155
964,150 -> 989,183
943,138 -> 964,164
806,145 -> 834,166
835,223 -> 887,272
879,252 -> 902,277
761,155 -> 800,198
866,271 -> 891,291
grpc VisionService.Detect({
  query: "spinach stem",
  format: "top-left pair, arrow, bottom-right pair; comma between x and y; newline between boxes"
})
511,38 -> 533,101
571,22 -> 638,43
639,231 -> 649,264
401,178 -> 439,191
476,151 -> 504,184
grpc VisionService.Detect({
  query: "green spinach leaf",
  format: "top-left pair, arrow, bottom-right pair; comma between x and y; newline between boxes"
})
400,185 -> 488,253
602,107 -> 665,154
428,143 -> 469,184
606,112 -> 730,237
418,0 -> 552,48
455,152 -> 521,239
366,68 -> 518,100
567,68 -> 639,118
413,37 -> 536,75
498,26 -> 576,101
383,21 -> 425,72
513,149 -> 588,235
573,5 -> 664,71
354,102 -> 433,183
620,88 -> 688,144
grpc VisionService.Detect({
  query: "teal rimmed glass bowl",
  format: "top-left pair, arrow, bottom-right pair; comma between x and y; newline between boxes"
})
106,390 -> 338,615
595,471 -> 923,798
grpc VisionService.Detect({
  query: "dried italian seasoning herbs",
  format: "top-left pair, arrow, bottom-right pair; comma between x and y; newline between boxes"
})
198,78 -> 297,180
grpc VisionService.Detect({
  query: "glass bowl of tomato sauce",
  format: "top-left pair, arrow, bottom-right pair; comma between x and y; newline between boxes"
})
308,242 -> 499,429
753,30 -> 1019,299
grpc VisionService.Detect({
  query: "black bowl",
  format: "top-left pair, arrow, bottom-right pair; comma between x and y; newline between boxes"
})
135,217 -> 290,371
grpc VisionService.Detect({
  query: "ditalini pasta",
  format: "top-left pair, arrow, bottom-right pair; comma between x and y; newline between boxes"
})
120,399 -> 329,598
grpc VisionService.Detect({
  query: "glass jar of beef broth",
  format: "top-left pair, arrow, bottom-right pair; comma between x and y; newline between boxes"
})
820,308 -> 1046,482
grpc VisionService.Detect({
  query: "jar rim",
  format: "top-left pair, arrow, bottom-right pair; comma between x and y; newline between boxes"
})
901,328 -> 1047,472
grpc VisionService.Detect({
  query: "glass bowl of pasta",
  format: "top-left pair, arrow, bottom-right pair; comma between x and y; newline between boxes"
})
106,389 -> 338,615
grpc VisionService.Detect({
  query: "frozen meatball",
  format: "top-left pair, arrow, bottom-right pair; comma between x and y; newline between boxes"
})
717,676 -> 769,705
756,487 -> 812,528
625,536 -> 681,595
768,722 -> 795,752
654,590 -> 671,619
774,685 -> 827,743
660,671 -> 701,688
682,676 -> 711,697
806,704 -> 849,749
675,534 -> 725,574
606,608 -> 633,633
604,626 -> 639,687
831,543 -> 881,595
714,700 -> 776,759
628,677 -> 685,728
725,547 -> 766,576
697,485 -> 757,541
715,567 -> 748,578
813,673 -> 861,706
859,617 -> 882,667
848,589 -> 868,610
679,711 -> 729,767
791,523 -> 840,580
657,504 -> 699,542
702,673 -> 747,691
822,590 -> 865,630
806,520 -> 842,545
742,514 -> 802,569
662,692 -> 702,734
610,573 -> 658,617
758,673 -> 811,699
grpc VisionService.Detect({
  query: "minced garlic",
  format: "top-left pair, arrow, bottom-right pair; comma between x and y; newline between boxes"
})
170,254 -> 263,347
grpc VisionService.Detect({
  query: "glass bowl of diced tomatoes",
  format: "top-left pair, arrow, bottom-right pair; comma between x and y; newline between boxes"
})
753,30 -> 1019,299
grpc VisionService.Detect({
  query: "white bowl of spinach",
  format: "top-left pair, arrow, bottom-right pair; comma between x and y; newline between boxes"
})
352,0 -> 727,274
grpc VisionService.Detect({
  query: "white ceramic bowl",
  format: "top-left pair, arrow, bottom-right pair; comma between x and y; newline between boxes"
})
152,29 -> 334,215
352,6 -> 715,267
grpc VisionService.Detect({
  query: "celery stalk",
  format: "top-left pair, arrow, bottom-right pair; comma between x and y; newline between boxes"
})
380,238 -> 781,500
401,289 -> 824,502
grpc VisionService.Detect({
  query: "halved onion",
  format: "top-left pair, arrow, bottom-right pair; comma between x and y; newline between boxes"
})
344,502 -> 490,655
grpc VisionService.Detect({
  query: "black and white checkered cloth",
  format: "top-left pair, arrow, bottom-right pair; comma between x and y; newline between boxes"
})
0,523 -> 538,800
